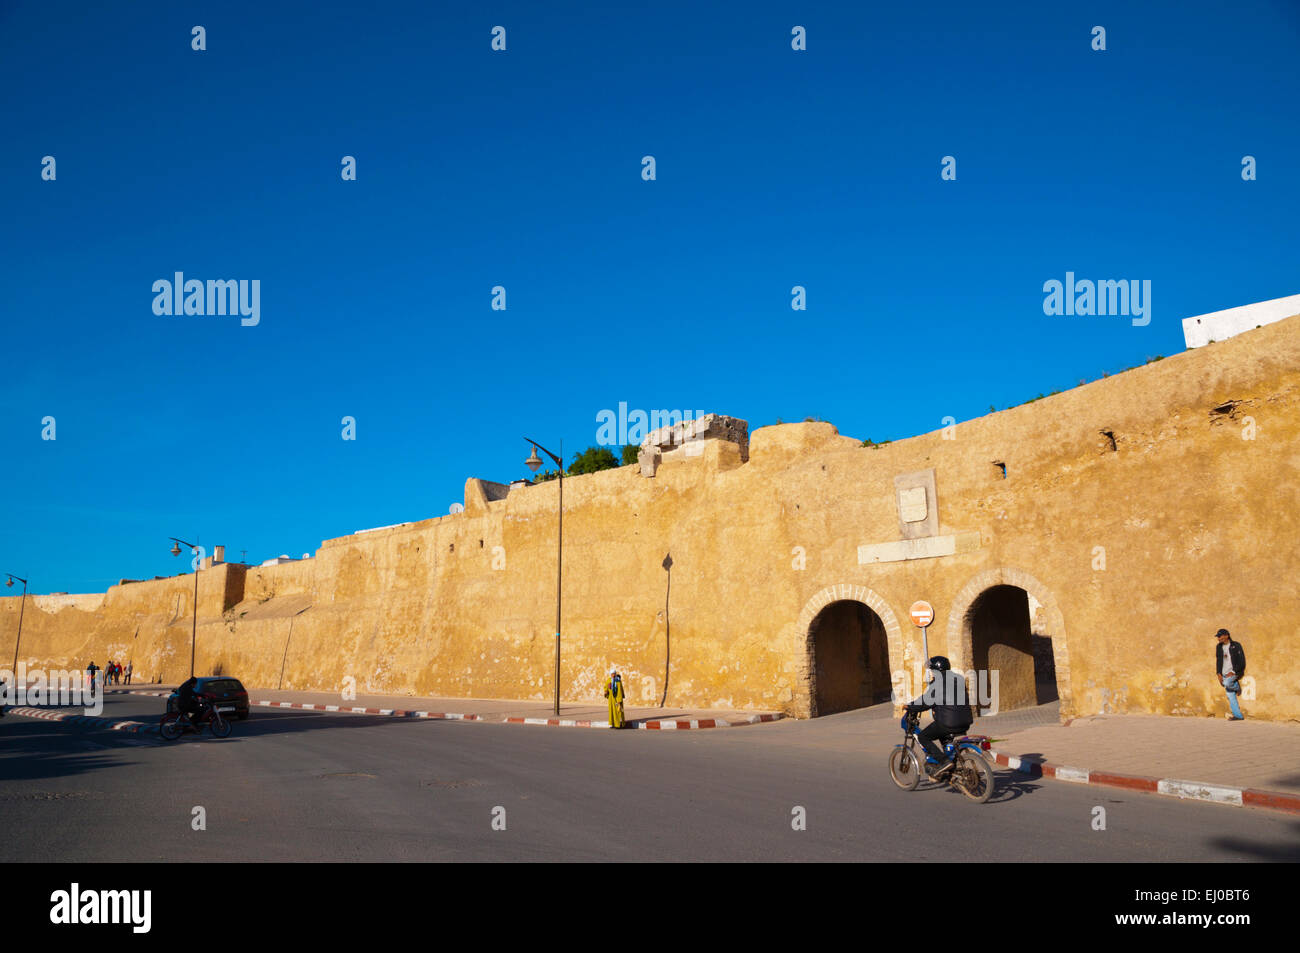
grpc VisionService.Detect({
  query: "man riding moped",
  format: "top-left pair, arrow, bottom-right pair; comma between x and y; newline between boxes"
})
905,656 -> 974,779
176,676 -> 209,732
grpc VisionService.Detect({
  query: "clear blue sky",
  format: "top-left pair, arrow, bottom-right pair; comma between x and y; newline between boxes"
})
2,1 -> 1297,593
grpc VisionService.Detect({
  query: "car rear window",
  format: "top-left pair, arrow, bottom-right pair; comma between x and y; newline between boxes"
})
202,679 -> 244,693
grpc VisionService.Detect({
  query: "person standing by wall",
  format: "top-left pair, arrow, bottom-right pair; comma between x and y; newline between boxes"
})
124,660 -> 133,685
604,669 -> 626,729
1215,628 -> 1247,720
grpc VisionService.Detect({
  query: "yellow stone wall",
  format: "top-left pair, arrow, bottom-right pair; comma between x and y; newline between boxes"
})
4,314 -> 1298,722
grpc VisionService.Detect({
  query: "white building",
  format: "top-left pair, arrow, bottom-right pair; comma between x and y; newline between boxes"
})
1182,293 -> 1300,349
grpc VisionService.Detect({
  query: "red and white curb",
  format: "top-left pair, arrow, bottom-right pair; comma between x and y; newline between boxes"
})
106,689 -> 170,697
3,706 -> 160,736
440,712 -> 784,729
256,699 -> 782,730
638,713 -> 784,730
256,700 -> 482,721
987,748 -> 1300,815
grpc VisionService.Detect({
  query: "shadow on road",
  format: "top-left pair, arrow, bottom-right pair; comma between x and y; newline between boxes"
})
125,707 -> 472,750
1205,820 -> 1300,861
0,719 -> 139,781
0,706 -> 465,783
986,771 -> 1044,805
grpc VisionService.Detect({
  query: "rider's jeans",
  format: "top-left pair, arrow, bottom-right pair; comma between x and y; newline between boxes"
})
918,721 -> 959,764
1223,677 -> 1244,718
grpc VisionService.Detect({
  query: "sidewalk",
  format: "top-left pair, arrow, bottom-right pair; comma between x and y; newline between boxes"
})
975,708 -> 1300,813
105,686 -> 784,730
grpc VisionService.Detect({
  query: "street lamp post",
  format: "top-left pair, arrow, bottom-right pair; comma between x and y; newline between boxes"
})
169,537 -> 201,679
5,573 -> 28,675
524,438 -> 563,716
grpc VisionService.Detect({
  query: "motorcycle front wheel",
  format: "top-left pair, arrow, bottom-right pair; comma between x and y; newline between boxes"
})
209,712 -> 232,739
159,714 -> 183,741
888,747 -> 921,791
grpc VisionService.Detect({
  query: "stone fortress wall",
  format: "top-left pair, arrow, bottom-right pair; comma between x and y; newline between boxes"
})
4,313 -> 1299,722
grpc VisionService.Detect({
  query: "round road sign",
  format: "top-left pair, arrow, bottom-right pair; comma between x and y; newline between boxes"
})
909,600 -> 934,628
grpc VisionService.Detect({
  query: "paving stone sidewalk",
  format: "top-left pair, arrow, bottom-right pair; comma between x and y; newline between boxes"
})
979,710 -> 1300,797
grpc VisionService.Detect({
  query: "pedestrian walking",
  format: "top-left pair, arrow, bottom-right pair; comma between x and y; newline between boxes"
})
1215,628 -> 1247,720
86,661 -> 99,691
603,668 -> 626,729
124,660 -> 133,685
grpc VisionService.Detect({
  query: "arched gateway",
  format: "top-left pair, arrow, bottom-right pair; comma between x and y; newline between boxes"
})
946,567 -> 1074,717
798,585 -> 905,717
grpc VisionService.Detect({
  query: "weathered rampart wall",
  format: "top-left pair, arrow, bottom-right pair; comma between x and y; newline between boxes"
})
4,313 -> 1298,721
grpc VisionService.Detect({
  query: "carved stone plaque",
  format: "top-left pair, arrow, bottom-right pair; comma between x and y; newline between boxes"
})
899,486 -> 928,523
893,469 -> 938,539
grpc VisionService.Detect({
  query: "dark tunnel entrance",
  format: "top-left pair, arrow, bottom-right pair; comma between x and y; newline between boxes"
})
808,600 -> 893,716
966,585 -> 1059,712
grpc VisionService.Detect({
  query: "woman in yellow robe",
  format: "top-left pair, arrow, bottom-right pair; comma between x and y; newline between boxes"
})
603,669 -> 626,728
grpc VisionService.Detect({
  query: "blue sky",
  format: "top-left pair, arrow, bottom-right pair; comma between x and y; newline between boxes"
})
2,1 -> 1297,593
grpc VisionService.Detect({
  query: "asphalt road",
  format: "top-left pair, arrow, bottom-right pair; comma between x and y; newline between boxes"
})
2,693 -> 1297,862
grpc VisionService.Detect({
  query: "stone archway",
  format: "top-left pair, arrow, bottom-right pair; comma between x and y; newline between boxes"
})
797,585 -> 906,717
946,567 -> 1074,718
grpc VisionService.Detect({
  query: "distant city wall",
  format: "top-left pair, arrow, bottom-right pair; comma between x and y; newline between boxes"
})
4,313 -> 1299,723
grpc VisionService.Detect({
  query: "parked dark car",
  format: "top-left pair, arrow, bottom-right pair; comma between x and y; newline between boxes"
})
166,677 -> 250,720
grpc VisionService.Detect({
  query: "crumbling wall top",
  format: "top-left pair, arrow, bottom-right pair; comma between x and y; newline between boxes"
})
638,413 -> 749,477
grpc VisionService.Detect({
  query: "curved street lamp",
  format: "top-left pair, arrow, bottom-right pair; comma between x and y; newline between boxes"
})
5,572 -> 28,676
169,537 -> 201,679
524,438 -> 563,716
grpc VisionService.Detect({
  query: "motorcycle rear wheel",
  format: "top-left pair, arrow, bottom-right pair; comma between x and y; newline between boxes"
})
952,749 -> 994,803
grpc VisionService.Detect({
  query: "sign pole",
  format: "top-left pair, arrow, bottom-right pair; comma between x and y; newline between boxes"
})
909,601 -> 935,693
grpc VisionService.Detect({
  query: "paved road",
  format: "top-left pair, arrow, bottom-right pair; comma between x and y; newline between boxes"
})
2,694 -> 1296,862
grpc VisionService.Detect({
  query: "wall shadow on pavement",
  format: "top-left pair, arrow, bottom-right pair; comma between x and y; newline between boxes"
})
1205,820 -> 1300,861
170,709 -> 467,741
0,707 -> 460,782
1265,773 -> 1300,790
0,719 -> 138,782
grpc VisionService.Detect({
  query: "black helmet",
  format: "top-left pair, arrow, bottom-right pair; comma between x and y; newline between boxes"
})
928,656 -> 951,672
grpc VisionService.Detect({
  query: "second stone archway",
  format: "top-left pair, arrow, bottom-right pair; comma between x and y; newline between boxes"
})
946,567 -> 1074,718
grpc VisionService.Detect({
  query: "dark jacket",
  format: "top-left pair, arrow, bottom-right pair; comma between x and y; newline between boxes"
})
1216,641 -> 1246,679
178,677 -> 200,711
910,670 -> 974,731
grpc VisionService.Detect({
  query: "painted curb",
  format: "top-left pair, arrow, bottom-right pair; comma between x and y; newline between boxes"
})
256,699 -> 783,729
469,713 -> 784,729
3,706 -> 160,736
256,700 -> 483,720
987,748 -> 1300,815
6,696 -> 783,732
106,689 -> 170,697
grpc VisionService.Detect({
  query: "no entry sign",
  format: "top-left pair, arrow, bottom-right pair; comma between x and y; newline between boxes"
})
909,600 -> 934,628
